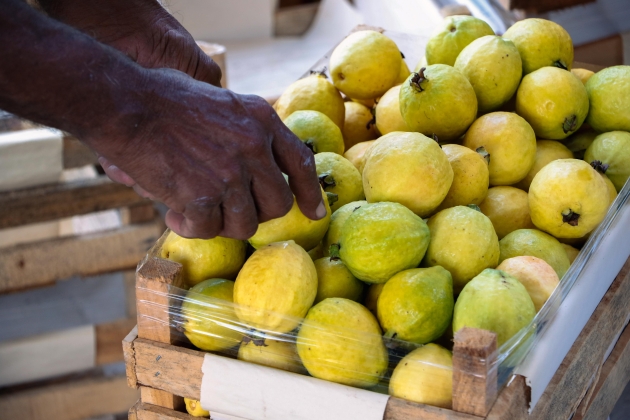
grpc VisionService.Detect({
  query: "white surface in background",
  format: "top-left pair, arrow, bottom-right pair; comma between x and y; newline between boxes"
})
353,0 -> 442,36
165,0 -> 276,42
221,0 -> 362,99
221,0 -> 440,99
547,0 -> 630,46
0,325 -> 95,387
200,352 -> 390,420
0,128 -> 62,192
515,201 -> 630,410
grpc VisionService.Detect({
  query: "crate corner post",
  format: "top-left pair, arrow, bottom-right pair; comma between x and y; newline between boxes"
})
452,327 -> 499,417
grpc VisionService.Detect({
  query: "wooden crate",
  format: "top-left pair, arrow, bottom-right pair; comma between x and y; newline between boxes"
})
122,256 -> 630,420
118,25 -> 630,420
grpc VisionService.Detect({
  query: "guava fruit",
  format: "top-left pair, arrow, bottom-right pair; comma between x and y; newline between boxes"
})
296,298 -> 388,388
453,268 -> 536,346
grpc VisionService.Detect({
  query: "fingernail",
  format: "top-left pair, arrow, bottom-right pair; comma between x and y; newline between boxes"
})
316,200 -> 327,219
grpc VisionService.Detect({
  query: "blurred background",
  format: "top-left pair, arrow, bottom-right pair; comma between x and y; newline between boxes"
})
0,0 -> 629,419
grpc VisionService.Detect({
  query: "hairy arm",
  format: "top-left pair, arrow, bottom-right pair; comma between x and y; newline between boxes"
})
0,0 -> 324,239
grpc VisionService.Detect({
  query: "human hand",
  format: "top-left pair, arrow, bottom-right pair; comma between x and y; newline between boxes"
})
38,0 -> 222,86
91,68 -> 325,240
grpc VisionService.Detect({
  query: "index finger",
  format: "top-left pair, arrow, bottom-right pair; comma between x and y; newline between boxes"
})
270,115 -> 326,221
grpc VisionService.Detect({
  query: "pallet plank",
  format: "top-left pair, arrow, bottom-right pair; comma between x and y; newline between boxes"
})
531,257 -> 630,420
96,318 -> 138,366
0,375 -> 139,420
0,175 -> 148,229
0,221 -> 162,293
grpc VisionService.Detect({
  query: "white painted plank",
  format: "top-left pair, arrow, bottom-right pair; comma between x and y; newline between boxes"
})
0,128 -> 63,192
0,325 -> 96,387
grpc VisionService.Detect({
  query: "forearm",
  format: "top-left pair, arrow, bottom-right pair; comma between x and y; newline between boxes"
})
0,0 -> 151,149
34,0 -> 221,86
36,0 -> 168,57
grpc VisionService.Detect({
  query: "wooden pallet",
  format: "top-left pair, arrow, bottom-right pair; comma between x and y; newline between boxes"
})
0,130 -> 160,419
122,256 -> 630,419
0,371 -> 139,420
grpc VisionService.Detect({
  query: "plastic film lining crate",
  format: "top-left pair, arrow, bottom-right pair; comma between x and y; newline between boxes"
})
122,26 -> 630,420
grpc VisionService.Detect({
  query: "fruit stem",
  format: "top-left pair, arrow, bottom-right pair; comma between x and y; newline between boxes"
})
590,160 -> 609,174
329,243 -> 341,260
242,331 -> 268,347
553,60 -> 568,70
318,172 -> 336,189
305,139 -> 316,153
467,204 -> 482,212
326,192 -> 339,207
562,209 -> 580,226
309,66 -> 328,78
563,115 -> 578,134
476,146 -> 490,164
366,113 -> 376,130
410,68 -> 428,92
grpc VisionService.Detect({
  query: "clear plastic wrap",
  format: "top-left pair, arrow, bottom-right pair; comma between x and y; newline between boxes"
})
135,180 -> 629,410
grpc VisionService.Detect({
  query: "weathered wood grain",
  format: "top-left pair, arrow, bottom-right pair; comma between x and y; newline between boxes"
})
124,326 -> 139,389
531,257 -> 630,420
95,318 -> 137,365
0,221 -> 162,293
0,375 -> 139,420
0,175 -> 148,229
486,375 -> 530,420
136,257 -> 185,344
452,328 -> 498,417
573,323 -> 630,420
383,396 -> 482,420
133,402 -> 198,420
141,387 -> 185,412
133,338 -> 204,401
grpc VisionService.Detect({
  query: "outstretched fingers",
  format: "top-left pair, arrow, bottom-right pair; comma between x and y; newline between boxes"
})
270,116 -> 326,221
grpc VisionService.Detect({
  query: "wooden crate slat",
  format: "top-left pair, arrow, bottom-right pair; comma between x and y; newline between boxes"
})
136,257 -> 186,344
573,323 -> 630,420
383,396 -> 482,420
129,336 -> 502,419
0,375 -> 139,420
452,328 -> 498,416
132,401 -> 198,420
486,375 -> 530,420
0,221 -> 162,293
531,256 -> 630,419
0,175 -> 149,229
124,326 -> 139,389
141,387 -> 185,411
133,338 -> 204,401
